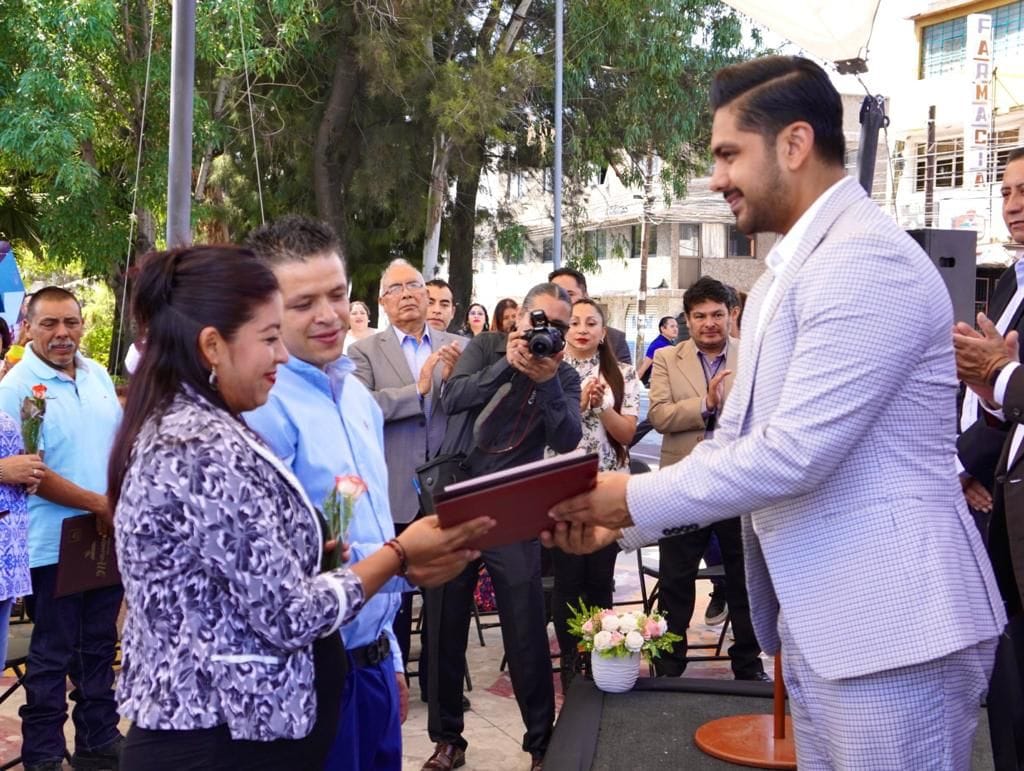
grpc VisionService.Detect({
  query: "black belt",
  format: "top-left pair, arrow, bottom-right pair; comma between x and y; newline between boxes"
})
349,633 -> 390,669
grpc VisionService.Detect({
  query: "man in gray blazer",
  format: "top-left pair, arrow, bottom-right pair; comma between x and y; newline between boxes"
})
349,259 -> 464,668
546,55 -> 1005,768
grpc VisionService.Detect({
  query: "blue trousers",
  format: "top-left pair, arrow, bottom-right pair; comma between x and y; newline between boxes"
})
324,653 -> 401,771
21,565 -> 123,764
0,596 -> 14,672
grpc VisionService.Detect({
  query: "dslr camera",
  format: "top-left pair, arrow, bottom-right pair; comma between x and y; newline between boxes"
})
522,309 -> 566,358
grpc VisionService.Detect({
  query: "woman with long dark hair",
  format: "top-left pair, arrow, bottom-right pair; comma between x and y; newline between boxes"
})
492,298 -> 518,333
549,298 -> 639,689
112,246 -> 491,770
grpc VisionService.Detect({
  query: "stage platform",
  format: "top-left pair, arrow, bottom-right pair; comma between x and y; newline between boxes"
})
545,676 -> 994,770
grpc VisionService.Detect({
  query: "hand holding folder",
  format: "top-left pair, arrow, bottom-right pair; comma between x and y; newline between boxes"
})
434,450 -> 599,550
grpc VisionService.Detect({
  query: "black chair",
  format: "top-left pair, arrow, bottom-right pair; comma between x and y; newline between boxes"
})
636,549 -> 732,661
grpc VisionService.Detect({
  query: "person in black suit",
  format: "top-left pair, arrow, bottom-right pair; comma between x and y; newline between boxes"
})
549,267 -> 632,365
954,145 -> 1024,770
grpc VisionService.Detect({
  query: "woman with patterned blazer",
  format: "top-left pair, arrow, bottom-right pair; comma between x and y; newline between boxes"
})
110,246 -> 492,771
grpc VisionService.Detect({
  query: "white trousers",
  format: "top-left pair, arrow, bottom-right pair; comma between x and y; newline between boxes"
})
780,618 -> 997,770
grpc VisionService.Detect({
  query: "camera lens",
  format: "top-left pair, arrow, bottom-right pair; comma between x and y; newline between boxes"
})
528,333 -> 554,357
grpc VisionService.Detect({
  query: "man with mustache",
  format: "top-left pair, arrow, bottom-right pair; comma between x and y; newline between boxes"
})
952,145 -> 1024,769
426,279 -> 457,333
0,287 -> 123,771
647,276 -> 765,683
545,55 -> 1005,768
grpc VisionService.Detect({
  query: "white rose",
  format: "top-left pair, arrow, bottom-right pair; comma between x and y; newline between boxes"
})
624,630 -> 645,653
601,615 -> 620,632
594,630 -> 614,651
657,618 -> 668,636
618,613 -> 638,634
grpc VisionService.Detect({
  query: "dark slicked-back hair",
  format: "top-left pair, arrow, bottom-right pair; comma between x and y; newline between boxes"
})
524,282 -> 571,311
1007,147 -> 1024,167
711,55 -> 845,167
245,214 -> 344,268
426,278 -> 452,293
683,276 -> 733,315
27,286 -> 82,319
548,267 -> 588,295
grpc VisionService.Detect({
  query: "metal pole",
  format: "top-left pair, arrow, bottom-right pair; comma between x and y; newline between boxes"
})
552,0 -> 563,269
167,0 -> 196,248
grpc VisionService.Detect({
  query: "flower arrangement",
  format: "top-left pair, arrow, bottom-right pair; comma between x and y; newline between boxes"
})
20,383 -> 47,454
567,602 -> 683,661
322,474 -> 367,570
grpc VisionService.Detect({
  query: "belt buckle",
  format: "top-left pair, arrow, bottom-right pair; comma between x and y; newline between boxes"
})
366,634 -> 389,665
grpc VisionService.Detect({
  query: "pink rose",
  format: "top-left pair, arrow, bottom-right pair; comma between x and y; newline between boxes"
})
601,609 -> 617,619
610,631 -> 623,645
335,474 -> 367,500
644,619 -> 660,639
582,620 -> 594,634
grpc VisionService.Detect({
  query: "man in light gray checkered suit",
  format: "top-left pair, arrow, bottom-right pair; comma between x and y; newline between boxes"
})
544,55 -> 1007,769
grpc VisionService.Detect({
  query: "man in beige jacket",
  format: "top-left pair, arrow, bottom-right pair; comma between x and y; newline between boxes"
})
647,276 -> 766,680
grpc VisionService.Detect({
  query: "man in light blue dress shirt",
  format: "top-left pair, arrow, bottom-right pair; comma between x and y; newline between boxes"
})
244,216 -> 408,771
0,287 -> 123,771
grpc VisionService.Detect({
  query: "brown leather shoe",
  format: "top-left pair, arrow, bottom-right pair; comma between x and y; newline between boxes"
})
422,742 -> 466,770
530,753 -> 544,770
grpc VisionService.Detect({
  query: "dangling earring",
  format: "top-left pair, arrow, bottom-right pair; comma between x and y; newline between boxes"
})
209,366 -> 218,390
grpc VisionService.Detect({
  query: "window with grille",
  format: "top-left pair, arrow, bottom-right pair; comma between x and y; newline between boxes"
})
920,2 -> 1023,78
921,16 -> 966,78
995,129 -> 1021,179
994,2 -> 1024,63
679,223 -> 700,257
915,139 -> 964,191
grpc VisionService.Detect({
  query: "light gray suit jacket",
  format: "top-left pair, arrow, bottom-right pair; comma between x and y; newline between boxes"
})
349,327 -> 461,524
622,177 -> 1005,680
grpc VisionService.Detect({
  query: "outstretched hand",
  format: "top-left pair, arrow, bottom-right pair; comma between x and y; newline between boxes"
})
540,521 -> 620,555
548,471 -> 632,530
398,514 -> 495,588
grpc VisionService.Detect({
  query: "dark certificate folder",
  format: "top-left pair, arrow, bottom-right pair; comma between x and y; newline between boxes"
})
434,451 -> 599,550
54,514 -> 122,598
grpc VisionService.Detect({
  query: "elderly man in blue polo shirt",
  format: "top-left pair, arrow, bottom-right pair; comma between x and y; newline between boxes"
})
244,216 -> 410,771
0,286 -> 123,771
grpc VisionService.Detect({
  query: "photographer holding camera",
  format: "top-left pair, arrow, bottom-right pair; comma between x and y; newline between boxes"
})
420,283 -> 581,771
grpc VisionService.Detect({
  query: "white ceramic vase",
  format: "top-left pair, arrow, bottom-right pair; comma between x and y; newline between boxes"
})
591,651 -> 641,693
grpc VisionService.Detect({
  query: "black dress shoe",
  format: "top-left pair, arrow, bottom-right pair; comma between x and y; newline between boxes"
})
736,671 -> 772,682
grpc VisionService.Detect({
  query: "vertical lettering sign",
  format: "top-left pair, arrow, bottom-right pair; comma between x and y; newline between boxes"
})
964,14 -> 993,188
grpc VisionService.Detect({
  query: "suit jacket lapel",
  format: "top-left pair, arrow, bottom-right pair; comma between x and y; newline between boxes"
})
677,340 -> 707,396
379,330 -> 416,382
730,177 -> 865,434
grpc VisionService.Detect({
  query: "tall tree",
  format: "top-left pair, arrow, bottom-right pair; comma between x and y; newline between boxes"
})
559,0 -> 760,358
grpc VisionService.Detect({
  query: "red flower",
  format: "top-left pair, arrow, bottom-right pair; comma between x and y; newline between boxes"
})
31,384 -> 46,400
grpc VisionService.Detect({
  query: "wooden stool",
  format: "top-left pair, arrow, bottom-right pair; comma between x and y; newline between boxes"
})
694,654 -> 796,769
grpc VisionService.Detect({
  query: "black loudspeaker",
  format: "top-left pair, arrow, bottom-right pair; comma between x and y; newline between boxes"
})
906,228 -> 977,326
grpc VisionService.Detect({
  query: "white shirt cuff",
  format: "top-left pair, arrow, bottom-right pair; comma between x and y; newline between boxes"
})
993,361 -> 1020,407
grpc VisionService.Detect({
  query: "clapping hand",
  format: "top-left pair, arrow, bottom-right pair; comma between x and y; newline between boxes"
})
953,313 -> 1019,405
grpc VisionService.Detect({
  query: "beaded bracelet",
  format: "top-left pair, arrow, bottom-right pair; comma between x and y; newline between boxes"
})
383,538 -> 408,576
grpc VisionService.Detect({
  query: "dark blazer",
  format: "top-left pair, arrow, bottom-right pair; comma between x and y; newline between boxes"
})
349,326 -> 461,524
606,326 -> 632,366
992,365 -> 1024,616
958,266 -> 1024,489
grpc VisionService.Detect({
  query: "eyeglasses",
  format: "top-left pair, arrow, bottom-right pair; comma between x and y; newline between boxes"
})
381,280 -> 425,297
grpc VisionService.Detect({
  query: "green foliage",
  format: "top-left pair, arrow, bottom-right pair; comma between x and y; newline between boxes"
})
79,280 -> 114,368
496,223 -> 528,264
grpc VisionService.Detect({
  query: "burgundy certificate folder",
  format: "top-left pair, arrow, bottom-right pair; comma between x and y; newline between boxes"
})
434,451 -> 599,550
54,514 -> 122,598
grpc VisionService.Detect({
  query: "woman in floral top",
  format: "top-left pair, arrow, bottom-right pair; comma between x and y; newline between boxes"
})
0,411 -> 45,668
550,298 -> 639,689
111,246 -> 492,770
